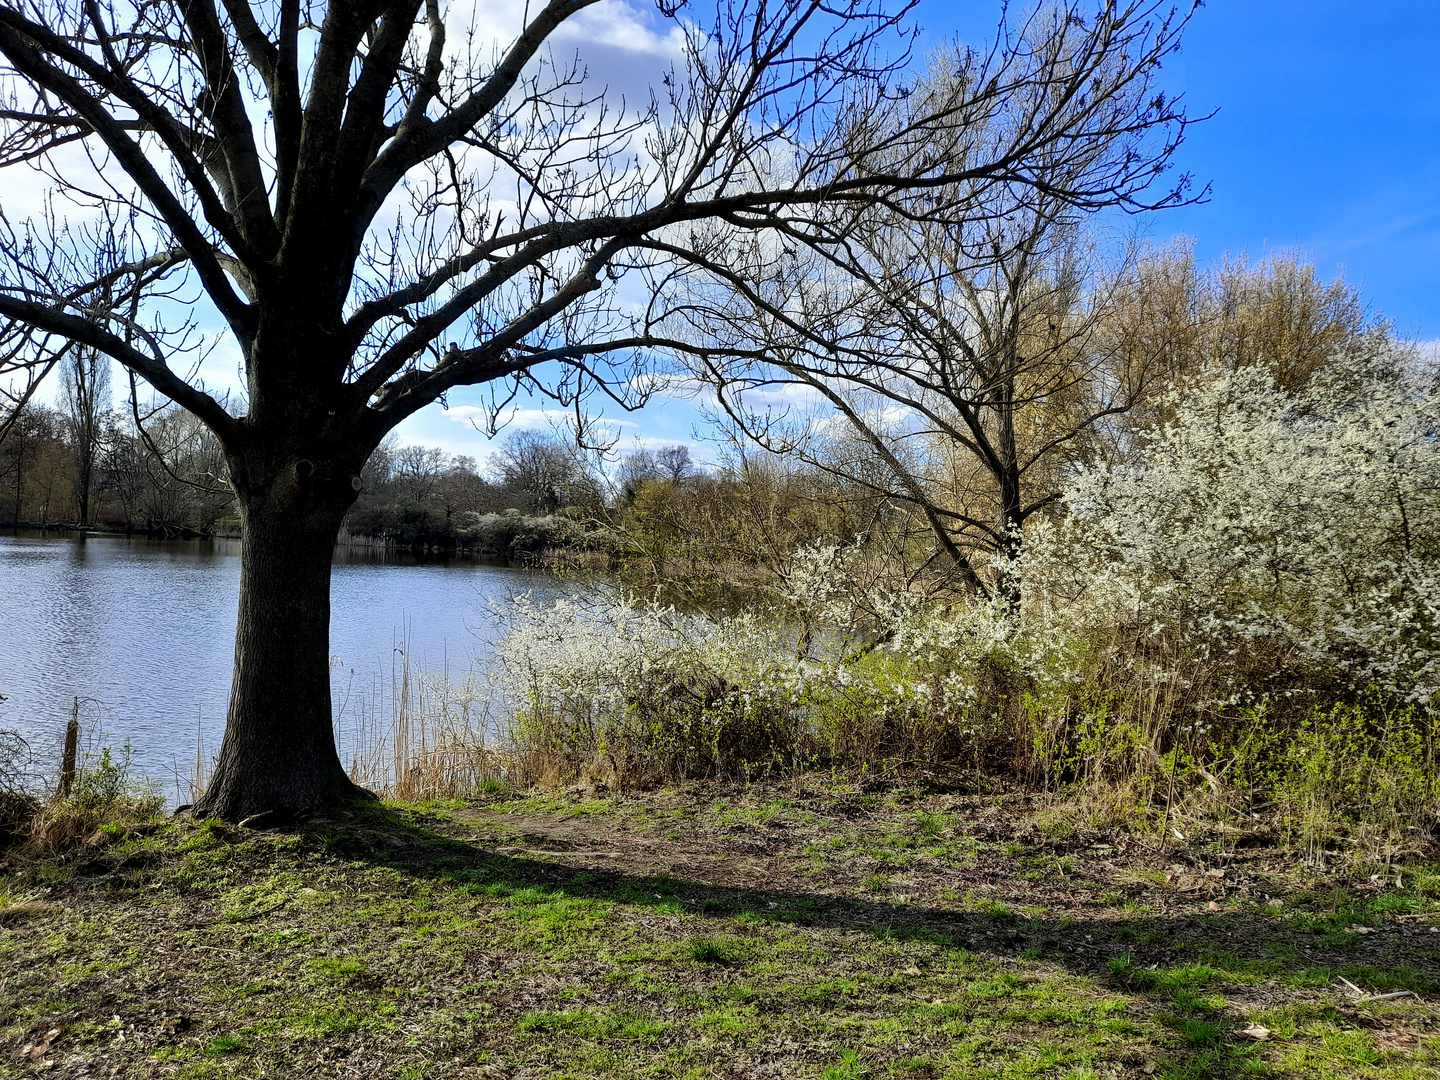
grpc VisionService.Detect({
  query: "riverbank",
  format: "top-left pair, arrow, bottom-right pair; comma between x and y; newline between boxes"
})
2,522 -> 240,540
2,780 -> 1436,1078
340,508 -> 621,562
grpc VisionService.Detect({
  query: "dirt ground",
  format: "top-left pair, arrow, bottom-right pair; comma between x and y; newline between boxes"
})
1,780 -> 1436,1078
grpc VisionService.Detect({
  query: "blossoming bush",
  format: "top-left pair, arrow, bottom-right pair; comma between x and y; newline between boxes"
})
1018,352 -> 1440,850
494,594 -> 796,785
492,586 -> 1008,785
491,352 -> 1440,855
1055,356 -> 1440,703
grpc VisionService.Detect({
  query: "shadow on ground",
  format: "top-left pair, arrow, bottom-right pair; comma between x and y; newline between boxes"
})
282,800 -> 1436,1079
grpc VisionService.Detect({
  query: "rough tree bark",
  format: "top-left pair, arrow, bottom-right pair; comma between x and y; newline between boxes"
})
204,491 -> 359,819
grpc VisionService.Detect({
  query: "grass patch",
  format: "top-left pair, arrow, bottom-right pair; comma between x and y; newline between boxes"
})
203,1033 -> 245,1056
686,935 -> 742,964
0,783 -> 1435,1078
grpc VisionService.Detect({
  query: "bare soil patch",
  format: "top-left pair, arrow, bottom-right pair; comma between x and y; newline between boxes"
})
1,780 -> 1436,1078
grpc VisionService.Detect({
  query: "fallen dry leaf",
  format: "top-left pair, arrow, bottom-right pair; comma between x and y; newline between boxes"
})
1238,1024 -> 1272,1041
20,1026 -> 61,1058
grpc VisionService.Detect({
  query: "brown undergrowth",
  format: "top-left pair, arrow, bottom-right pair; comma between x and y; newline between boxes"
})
1,779 -> 1436,1079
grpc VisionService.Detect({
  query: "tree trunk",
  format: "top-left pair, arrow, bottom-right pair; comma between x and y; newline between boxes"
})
193,468 -> 369,821
10,443 -> 22,524
75,440 -> 91,527
993,383 -> 1023,611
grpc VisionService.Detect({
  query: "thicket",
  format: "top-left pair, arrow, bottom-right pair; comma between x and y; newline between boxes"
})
0,721 -> 163,855
342,431 -> 634,556
493,255 -> 1440,865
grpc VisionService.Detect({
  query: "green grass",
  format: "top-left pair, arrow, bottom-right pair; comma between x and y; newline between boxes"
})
686,935 -> 741,964
0,786 -> 1435,1079
204,1034 -> 244,1056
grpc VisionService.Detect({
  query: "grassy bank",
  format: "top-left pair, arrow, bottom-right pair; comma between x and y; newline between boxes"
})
2,780 -> 1436,1079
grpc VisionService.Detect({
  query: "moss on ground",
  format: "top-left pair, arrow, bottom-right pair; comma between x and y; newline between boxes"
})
1,783 -> 1436,1078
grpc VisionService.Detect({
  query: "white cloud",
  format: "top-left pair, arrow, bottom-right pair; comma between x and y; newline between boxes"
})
447,0 -> 684,104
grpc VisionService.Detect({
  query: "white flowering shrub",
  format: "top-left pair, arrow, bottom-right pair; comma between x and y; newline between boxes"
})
780,542 -> 927,641
493,593 -> 804,783
491,582 -> 1035,783
1054,358 -> 1440,703
487,355 -> 1440,853
1006,356 -> 1440,851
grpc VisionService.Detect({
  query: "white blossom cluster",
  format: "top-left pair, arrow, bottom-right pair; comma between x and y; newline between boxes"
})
490,592 -> 803,770
780,543 -> 927,637
1050,356 -> 1440,702
490,582 -> 990,772
489,353 -> 1439,776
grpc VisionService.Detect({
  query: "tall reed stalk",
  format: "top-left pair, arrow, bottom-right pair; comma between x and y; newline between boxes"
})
334,640 -> 503,800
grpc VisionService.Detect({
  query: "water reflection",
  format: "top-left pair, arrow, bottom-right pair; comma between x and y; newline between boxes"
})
0,530 -> 556,794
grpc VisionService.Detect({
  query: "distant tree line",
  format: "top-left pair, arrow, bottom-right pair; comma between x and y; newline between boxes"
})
0,387 -> 718,560
0,396 -> 230,534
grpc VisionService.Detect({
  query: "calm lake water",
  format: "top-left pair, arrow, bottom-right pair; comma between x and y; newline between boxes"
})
0,531 -> 559,797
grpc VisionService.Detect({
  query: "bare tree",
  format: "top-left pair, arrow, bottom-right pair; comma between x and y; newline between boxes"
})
655,444 -> 692,483
0,0 -> 1197,818
493,429 -> 601,513
616,443 -> 689,503
135,405 -> 235,531
389,444 -> 449,507
58,346 -> 109,525
695,207 -> 1138,603
616,447 -> 662,505
665,29 -> 1204,603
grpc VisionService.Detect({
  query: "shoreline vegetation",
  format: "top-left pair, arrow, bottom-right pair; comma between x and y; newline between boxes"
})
2,514 -> 614,562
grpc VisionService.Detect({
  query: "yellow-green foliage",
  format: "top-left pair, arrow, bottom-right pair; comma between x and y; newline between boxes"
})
1231,703 -> 1440,861
26,746 -> 164,855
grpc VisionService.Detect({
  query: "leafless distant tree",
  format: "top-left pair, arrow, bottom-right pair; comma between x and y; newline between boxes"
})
57,347 -> 110,525
617,442 -> 690,502
129,404 -> 234,531
0,0 -> 1197,818
655,444 -> 691,483
494,429 -> 601,512
389,444 -> 449,507
616,447 -> 661,504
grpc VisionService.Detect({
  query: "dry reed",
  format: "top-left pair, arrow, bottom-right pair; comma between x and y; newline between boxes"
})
333,643 -> 507,801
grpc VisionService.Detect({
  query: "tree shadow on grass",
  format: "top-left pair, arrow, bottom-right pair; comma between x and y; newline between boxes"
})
292,801 -> 1435,1080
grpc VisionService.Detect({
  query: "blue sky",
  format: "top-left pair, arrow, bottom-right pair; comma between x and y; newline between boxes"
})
32,1 -> 1428,468
1109,1 -> 1440,339
915,2 -> 1440,340
392,0 -> 1440,468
